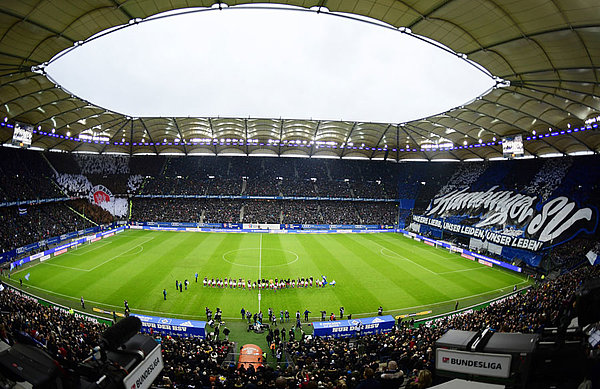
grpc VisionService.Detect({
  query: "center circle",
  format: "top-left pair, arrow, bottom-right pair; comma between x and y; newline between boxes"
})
222,248 -> 299,267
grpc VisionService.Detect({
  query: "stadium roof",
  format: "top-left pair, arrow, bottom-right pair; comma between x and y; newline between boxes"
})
0,0 -> 599,161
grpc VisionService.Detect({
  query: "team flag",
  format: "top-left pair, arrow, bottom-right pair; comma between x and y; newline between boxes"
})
24,273 -> 30,281
18,207 -> 27,216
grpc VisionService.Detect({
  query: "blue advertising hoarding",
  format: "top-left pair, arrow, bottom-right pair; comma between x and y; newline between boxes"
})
312,315 -> 395,338
1,225 -> 105,263
133,314 -> 206,338
9,226 -> 126,270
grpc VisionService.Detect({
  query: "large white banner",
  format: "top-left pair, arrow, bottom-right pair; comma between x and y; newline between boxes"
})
418,186 -> 597,250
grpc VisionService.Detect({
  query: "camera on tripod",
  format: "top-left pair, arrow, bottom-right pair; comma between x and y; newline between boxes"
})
0,316 -> 163,389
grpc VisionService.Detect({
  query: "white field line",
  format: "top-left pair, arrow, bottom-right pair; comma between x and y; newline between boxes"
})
40,263 -> 89,271
258,233 -> 263,313
87,236 -> 155,271
436,267 -> 492,274
39,236 -> 156,272
70,240 -> 114,256
376,237 -> 512,277
15,278 -> 530,321
374,241 -> 437,274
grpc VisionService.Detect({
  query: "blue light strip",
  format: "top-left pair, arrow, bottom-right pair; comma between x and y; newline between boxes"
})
2,119 -> 594,153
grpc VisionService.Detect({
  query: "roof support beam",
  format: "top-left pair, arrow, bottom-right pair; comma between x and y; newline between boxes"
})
172,118 -> 187,155
129,119 -> 134,155
518,84 -> 599,111
244,119 -> 249,155
277,119 -> 284,156
99,119 -> 129,153
0,9 -> 76,43
340,123 -> 357,158
309,122 -> 321,157
208,118 -> 217,155
2,86 -> 58,107
138,118 -> 159,155
370,124 -> 392,159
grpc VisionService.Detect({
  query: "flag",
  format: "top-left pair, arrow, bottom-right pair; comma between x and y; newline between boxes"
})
18,207 -> 27,216
24,273 -> 30,281
586,250 -> 599,266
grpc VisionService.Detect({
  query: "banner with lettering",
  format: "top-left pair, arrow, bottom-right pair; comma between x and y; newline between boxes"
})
415,186 -> 597,251
133,314 -> 206,338
312,315 -> 395,338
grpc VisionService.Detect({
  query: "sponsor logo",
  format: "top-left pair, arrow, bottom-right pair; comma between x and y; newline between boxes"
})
437,349 -> 511,378
442,357 -> 503,370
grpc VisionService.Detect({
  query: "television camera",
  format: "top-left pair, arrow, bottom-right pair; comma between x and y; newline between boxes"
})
0,316 -> 163,389
435,277 -> 600,388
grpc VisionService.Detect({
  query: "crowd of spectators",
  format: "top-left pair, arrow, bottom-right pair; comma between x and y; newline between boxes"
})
355,203 -> 398,225
436,162 -> 487,197
279,179 -> 317,197
352,180 -> 396,199
315,202 -> 360,225
127,175 -> 144,194
75,154 -> 130,175
547,237 -> 597,272
0,148 -> 63,202
280,201 -> 323,224
69,199 -> 114,225
0,289 -> 107,373
132,199 -> 205,223
203,200 -> 242,224
243,200 -> 281,224
244,178 -> 282,196
55,173 -> 93,197
315,180 -> 351,198
130,199 -> 399,225
0,264 -> 598,388
525,157 -> 572,201
0,202 -> 94,253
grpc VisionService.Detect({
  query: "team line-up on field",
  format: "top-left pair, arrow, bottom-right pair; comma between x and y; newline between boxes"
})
189,275 -> 336,290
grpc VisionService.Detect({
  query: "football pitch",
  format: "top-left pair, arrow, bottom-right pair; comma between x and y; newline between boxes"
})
11,230 -> 529,321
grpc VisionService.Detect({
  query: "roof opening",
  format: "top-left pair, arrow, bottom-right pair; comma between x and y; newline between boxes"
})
45,5 -> 496,124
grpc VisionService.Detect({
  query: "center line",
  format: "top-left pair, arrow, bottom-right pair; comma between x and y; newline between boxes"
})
258,233 -> 263,313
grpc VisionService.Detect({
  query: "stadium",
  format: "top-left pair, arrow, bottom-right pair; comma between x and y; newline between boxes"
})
0,1 -> 599,388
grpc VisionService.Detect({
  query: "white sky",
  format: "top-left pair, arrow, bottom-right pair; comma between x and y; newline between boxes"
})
46,5 -> 495,124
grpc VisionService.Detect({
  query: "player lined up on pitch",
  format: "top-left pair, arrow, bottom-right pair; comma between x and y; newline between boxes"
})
201,275 -> 335,290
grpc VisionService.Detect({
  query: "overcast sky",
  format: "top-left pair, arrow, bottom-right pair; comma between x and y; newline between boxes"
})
46,5 -> 495,124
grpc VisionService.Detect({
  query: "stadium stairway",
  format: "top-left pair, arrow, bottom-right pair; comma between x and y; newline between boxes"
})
65,203 -> 98,226
221,341 -> 238,369
41,152 -> 58,176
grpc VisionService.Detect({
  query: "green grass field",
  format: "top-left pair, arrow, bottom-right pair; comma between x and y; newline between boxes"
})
8,230 -> 529,323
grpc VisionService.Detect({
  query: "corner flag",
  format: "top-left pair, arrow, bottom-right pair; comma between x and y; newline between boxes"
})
24,273 -> 30,281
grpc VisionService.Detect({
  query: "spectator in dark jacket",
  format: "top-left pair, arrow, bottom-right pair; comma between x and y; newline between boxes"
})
379,360 -> 404,389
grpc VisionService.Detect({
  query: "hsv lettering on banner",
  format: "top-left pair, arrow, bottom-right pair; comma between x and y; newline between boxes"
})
416,186 -> 597,251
